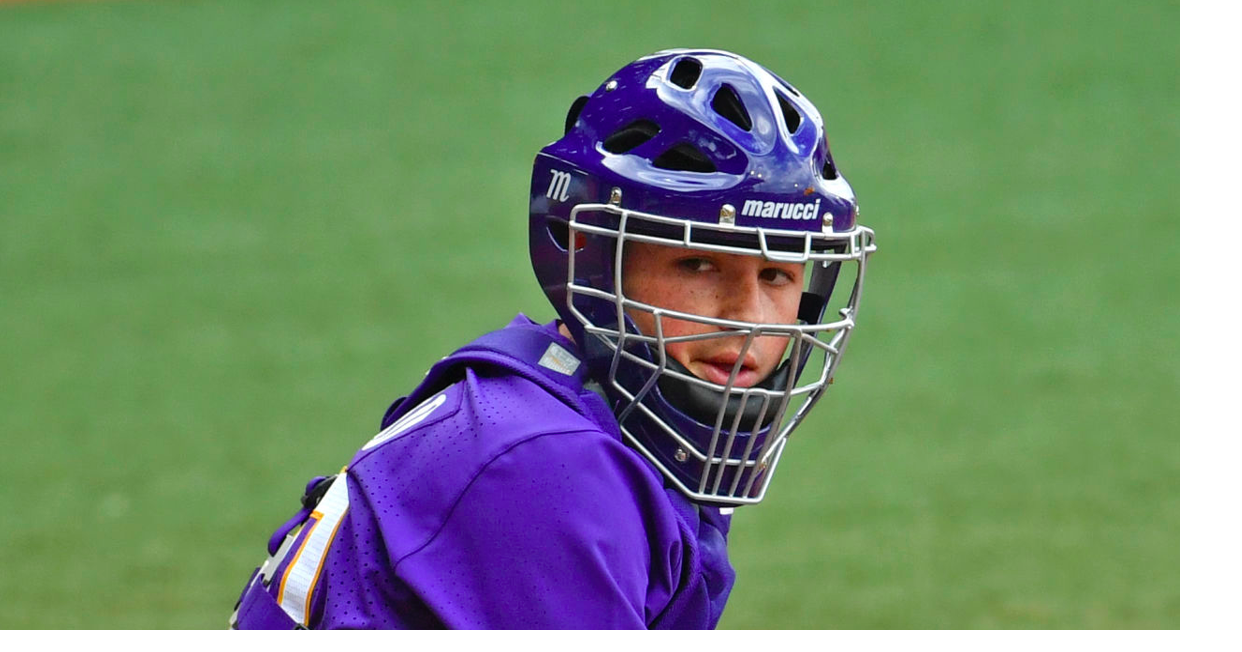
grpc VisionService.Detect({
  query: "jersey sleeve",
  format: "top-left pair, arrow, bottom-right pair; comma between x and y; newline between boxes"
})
390,428 -> 680,629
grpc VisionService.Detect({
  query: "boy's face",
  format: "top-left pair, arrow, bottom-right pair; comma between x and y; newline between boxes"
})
622,241 -> 805,388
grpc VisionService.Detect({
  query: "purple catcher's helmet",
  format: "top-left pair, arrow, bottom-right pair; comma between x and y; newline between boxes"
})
529,49 -> 876,506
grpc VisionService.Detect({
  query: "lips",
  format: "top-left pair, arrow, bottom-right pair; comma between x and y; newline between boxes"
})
696,353 -> 762,387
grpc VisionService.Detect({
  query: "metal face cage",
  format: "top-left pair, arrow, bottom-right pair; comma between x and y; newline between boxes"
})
563,203 -> 876,505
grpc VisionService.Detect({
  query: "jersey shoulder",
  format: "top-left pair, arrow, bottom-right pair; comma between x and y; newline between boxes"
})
342,365 -> 640,557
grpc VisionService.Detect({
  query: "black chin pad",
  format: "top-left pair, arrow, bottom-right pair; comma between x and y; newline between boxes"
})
656,358 -> 791,430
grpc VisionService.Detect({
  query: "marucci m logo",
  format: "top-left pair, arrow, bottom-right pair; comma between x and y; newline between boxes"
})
740,198 -> 821,221
546,169 -> 572,202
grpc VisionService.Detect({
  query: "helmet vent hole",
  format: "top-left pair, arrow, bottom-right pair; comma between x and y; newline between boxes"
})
669,58 -> 702,89
564,95 -> 589,136
653,143 -> 717,173
566,94 -> 588,135
776,91 -> 801,134
774,74 -> 801,97
603,120 -> 661,154
712,84 -> 752,131
822,157 -> 839,180
546,220 -> 570,251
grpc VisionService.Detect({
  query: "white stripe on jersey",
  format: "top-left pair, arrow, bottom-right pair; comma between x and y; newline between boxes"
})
362,391 -> 448,451
276,474 -> 350,626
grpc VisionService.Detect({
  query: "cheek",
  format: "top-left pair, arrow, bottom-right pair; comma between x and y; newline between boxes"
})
774,281 -> 804,321
752,334 -> 792,367
627,311 -> 712,367
744,288 -> 803,370
624,268 -> 718,338
627,271 -> 714,315
623,290 -> 712,370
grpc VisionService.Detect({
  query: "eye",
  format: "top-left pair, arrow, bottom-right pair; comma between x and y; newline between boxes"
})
676,257 -> 717,273
760,267 -> 797,286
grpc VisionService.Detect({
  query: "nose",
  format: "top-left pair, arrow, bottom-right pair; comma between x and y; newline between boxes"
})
717,263 -> 771,324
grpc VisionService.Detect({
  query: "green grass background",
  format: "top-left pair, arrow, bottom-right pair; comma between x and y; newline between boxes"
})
0,0 -> 1178,629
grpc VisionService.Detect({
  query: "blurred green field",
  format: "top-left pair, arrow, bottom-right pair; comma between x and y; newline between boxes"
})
0,0 -> 1177,629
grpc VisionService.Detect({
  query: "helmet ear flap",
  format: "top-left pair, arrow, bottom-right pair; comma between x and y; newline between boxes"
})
565,95 -> 590,136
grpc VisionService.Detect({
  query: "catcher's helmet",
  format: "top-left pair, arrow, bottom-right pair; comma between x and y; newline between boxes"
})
529,49 -> 876,506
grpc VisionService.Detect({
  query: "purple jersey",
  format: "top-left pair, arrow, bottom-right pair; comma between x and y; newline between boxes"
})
232,315 -> 735,629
